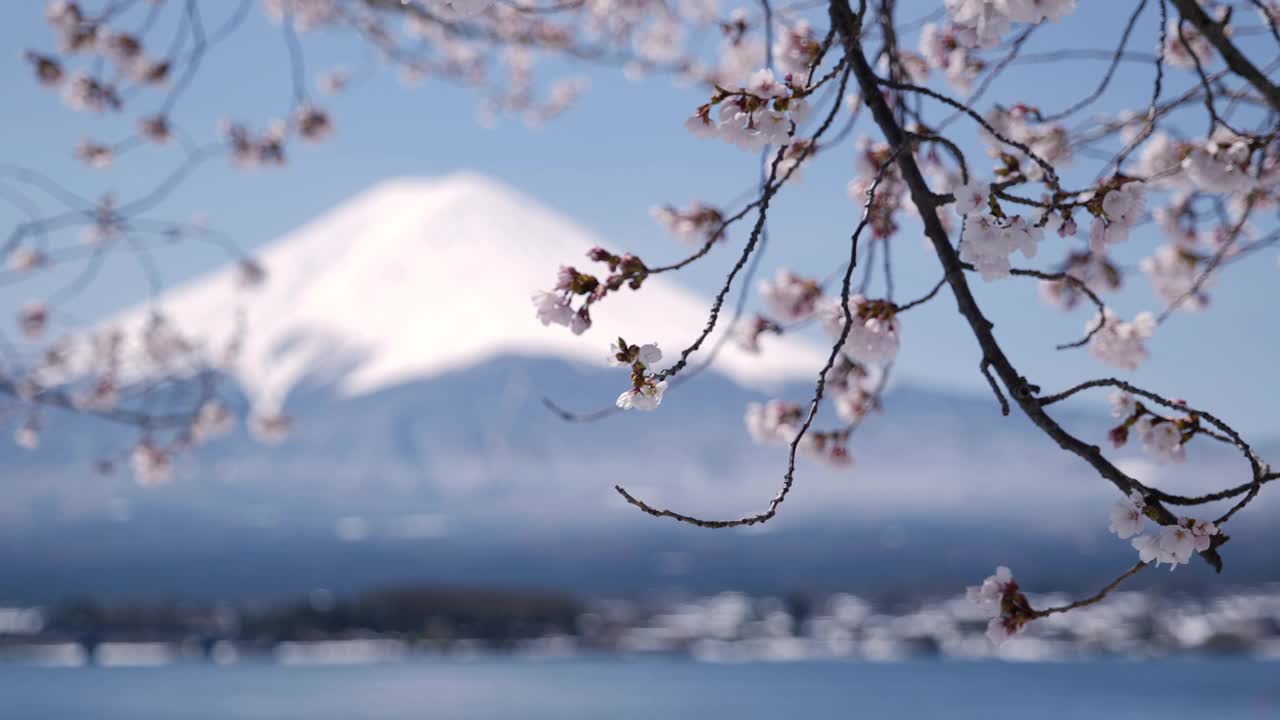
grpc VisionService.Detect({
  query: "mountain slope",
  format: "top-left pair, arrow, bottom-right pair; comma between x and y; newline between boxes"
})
110,173 -> 825,407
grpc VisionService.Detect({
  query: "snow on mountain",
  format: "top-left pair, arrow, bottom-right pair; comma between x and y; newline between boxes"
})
111,173 -> 826,407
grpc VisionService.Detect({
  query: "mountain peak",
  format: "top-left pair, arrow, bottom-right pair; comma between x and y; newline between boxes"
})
111,173 -> 825,406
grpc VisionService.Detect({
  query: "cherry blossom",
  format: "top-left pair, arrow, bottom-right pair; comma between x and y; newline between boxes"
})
1140,244 -> 1210,311
985,616 -> 1019,645
730,315 -> 780,354
1134,415 -> 1186,464
944,1 -> 1012,48
744,400 -> 803,445
131,441 -> 174,487
532,290 -> 574,329
651,202 -> 725,245
1131,533 -> 1167,566
24,51 -> 64,87
821,295 -> 900,365
918,23 -> 984,92
192,400 -> 236,445
1158,524 -> 1197,566
1089,182 -> 1145,253
684,68 -> 812,151
1163,18 -> 1214,70
14,420 -> 41,450
616,379 -> 667,411
960,214 -> 1041,282
1086,310 -> 1155,370
1188,518 -> 1218,551
429,0 -> 495,21
294,105 -> 334,143
609,339 -> 662,369
138,115 -> 172,144
6,248 -> 45,273
75,139 -> 112,168
981,105 -> 1072,181
63,74 -> 119,113
1129,517 -> 1217,570
78,377 -> 119,411
966,565 -> 1015,610
966,565 -> 1032,645
823,443 -> 855,468
1109,390 -> 1137,419
759,268 -> 822,323
1109,490 -> 1146,539
1182,137 -> 1256,194
951,178 -> 990,216
773,20 -> 822,79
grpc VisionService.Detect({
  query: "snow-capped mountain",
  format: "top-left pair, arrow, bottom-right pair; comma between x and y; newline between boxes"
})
2,174 -> 1275,602
110,172 -> 825,408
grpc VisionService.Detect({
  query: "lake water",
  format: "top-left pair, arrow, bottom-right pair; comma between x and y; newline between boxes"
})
1,658 -> 1277,719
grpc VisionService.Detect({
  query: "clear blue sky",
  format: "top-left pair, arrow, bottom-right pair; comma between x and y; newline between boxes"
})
1,2 -> 1276,436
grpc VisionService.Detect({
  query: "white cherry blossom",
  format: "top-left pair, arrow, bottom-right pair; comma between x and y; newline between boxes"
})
131,441 -> 174,487
744,399 -> 803,445
532,290 -> 573,328
1089,183 -> 1145,253
952,178 -> 989,216
616,379 -> 667,411
966,565 -> 1014,611
759,268 -> 822,323
960,214 -> 1040,282
821,295 -> 901,365
1109,490 -> 1146,539
1135,415 -> 1186,464
1087,310 -> 1156,370
1157,523 -> 1197,567
1140,244 -> 1210,311
1109,390 -> 1137,419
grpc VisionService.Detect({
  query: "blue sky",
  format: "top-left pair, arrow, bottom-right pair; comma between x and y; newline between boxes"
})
1,1 -> 1276,436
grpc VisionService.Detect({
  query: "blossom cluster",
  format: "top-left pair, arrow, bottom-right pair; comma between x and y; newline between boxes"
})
1129,128 -> 1279,312
1109,491 -> 1218,570
41,2 -> 171,98
824,355 -> 880,425
943,0 -> 1078,49
847,139 -> 906,239
821,294 -> 901,366
771,19 -> 823,80
610,338 -> 667,411
532,247 -> 649,335
951,178 -> 1043,281
918,23 -> 984,92
1086,310 -> 1156,371
730,314 -> 782,354
759,268 -> 823,324
651,201 -> 726,246
745,267 -> 901,369
980,105 -> 1072,183
743,399 -> 854,468
1107,390 -> 1196,464
684,69 -> 812,152
966,566 -> 1033,645
1087,181 -> 1146,254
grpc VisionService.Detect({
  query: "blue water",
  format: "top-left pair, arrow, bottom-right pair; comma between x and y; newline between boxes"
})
1,658 -> 1277,719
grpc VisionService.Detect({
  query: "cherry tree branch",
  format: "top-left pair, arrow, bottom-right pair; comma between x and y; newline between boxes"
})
828,0 -> 1226,570
1169,0 -> 1280,110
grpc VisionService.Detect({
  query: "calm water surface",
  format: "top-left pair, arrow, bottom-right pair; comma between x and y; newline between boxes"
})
1,658 -> 1277,719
